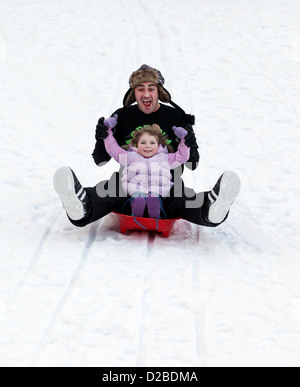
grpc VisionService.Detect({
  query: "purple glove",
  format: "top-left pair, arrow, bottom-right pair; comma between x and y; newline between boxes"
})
104,114 -> 118,129
172,126 -> 188,139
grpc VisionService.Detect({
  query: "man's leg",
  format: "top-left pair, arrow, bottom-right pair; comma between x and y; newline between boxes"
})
163,171 -> 241,227
163,187 -> 217,227
53,167 -> 127,228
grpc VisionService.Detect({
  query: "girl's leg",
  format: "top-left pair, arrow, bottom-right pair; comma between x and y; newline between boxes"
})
146,194 -> 161,219
131,193 -> 147,217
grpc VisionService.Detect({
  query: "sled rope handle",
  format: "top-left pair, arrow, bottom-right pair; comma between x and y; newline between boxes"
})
121,195 -> 167,231
133,217 -> 147,230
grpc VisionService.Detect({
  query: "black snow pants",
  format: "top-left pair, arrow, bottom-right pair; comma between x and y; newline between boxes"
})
68,172 -> 222,228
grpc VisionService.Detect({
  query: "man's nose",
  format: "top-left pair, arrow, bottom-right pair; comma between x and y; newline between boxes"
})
143,89 -> 150,98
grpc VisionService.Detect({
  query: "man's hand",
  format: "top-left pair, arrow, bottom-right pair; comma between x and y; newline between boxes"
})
184,125 -> 197,148
95,114 -> 118,141
95,117 -> 109,140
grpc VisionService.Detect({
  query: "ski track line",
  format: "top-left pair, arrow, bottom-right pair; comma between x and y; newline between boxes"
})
99,9 -> 152,365
120,0 -> 167,74
186,224 -> 207,367
135,277 -> 149,367
135,224 -> 203,366
5,208 -> 62,311
227,212 -> 297,255
130,0 -> 173,354
106,3 -> 132,115
134,232 -> 154,367
118,0 -> 141,64
27,221 -> 100,367
170,20 -> 195,113
139,0 -> 167,66
166,14 -> 205,364
25,2 -> 145,364
191,225 -> 207,366
123,3 -> 206,364
235,201 -> 299,251
6,151 -> 98,310
225,223 -> 263,254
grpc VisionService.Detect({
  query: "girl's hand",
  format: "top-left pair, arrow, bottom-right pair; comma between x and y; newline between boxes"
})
172,126 -> 188,139
104,114 -> 118,129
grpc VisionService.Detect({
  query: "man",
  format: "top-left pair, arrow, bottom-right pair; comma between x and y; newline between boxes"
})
53,65 -> 241,228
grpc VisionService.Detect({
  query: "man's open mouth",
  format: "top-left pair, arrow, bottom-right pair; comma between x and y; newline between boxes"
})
142,101 -> 152,108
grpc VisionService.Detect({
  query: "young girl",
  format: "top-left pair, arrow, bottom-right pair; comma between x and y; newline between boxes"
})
102,115 -> 190,219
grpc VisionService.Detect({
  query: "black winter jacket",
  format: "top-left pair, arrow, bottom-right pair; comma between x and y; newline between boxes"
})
92,104 -> 200,170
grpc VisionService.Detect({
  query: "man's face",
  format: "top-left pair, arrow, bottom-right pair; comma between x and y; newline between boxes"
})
134,82 -> 160,114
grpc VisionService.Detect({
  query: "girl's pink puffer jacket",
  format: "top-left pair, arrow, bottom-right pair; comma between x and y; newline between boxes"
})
104,129 -> 190,197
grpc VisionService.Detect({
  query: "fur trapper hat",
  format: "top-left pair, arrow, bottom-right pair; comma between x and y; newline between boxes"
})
122,64 -> 195,127
123,64 -> 171,107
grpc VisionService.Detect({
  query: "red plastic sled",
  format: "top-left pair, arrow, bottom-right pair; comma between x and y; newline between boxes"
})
114,212 -> 180,238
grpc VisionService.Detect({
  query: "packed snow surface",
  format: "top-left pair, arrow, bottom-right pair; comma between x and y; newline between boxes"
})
0,0 -> 300,367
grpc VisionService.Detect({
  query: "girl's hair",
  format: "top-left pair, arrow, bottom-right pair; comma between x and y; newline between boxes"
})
126,124 -> 173,153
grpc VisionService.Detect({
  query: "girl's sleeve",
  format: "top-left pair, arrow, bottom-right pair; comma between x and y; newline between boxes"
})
168,139 -> 191,170
103,129 -> 128,167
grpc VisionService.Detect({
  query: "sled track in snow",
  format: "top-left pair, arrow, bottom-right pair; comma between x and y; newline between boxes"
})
1,0 -> 300,368
28,221 -> 100,366
139,0 -> 168,65
118,0 -> 141,64
24,20 -> 136,365
26,29 -> 132,365
5,208 -> 62,310
119,0 -> 168,76
120,0 -> 205,365
139,1 -> 204,364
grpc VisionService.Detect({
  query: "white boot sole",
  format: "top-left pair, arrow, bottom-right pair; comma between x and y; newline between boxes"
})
207,171 -> 241,224
53,166 -> 85,221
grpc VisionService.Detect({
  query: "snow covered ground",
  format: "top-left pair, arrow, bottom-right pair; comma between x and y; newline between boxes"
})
0,0 -> 300,367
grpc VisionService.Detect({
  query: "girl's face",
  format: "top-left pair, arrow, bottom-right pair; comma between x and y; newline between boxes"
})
137,133 -> 159,158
